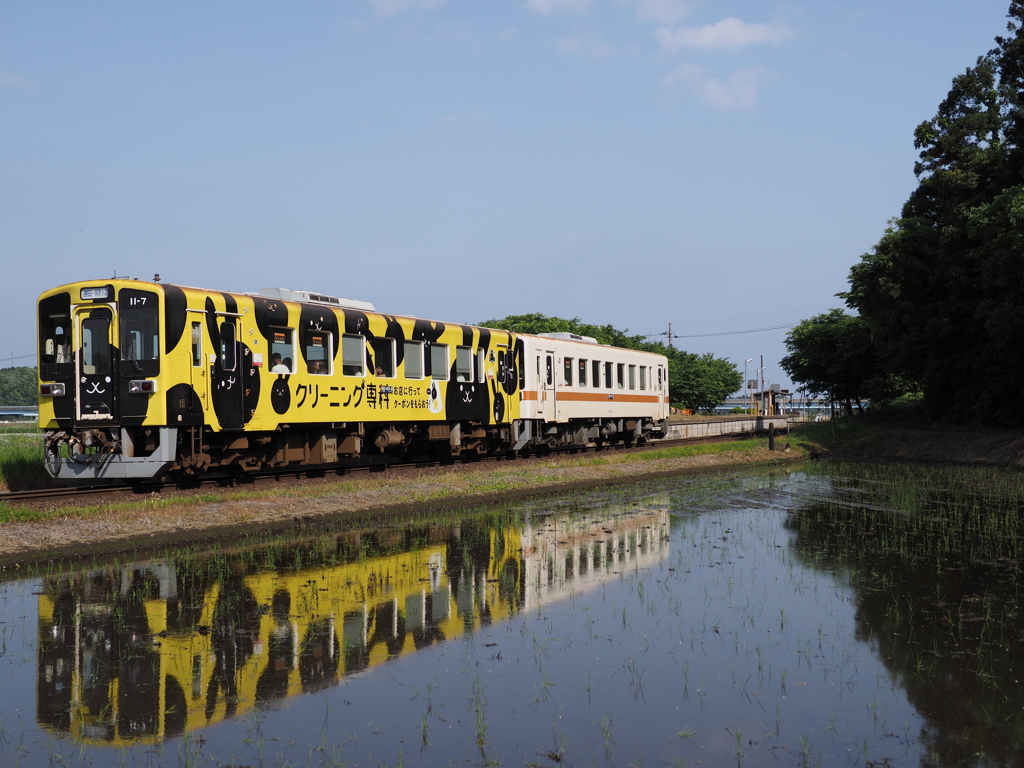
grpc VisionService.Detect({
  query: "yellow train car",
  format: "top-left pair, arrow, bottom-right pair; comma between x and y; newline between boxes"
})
37,278 -> 667,482
37,279 -> 522,481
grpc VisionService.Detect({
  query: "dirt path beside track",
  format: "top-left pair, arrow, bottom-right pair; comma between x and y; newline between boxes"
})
0,445 -> 799,567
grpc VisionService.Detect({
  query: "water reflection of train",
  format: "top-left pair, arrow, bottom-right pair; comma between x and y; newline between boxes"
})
36,504 -> 669,745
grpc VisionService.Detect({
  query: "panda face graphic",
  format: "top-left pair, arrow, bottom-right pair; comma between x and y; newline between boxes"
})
427,381 -> 442,414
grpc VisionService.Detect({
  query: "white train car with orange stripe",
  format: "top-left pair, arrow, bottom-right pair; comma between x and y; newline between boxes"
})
512,332 -> 668,451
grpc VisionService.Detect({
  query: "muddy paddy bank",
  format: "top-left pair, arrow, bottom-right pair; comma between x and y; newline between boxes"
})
0,438 -> 800,567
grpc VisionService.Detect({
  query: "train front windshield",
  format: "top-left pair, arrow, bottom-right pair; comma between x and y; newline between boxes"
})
118,288 -> 161,368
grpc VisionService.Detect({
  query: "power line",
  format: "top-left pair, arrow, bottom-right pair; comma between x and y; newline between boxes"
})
646,323 -> 795,341
664,305 -> 834,328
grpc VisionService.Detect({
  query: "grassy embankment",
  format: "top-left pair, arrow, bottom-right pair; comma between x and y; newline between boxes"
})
0,425 -> 825,527
0,424 -> 49,494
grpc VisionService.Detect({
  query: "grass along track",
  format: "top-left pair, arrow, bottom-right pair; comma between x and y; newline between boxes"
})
0,430 -> 771,506
0,430 -> 812,566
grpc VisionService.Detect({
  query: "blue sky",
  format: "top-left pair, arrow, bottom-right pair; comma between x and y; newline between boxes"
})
1,0 -> 1012,391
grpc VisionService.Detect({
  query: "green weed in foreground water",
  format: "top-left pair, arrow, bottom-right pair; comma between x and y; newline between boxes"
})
637,437 -> 765,460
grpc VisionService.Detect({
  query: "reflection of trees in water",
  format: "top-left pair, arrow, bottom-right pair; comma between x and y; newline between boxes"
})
785,464 -> 1024,767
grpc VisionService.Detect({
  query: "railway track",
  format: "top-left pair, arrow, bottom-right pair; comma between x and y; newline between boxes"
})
0,430 -> 772,506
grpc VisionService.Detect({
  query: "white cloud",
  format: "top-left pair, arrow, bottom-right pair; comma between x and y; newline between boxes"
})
0,72 -> 31,90
633,0 -> 696,25
370,0 -> 447,16
654,17 -> 795,53
556,33 -> 616,58
662,63 -> 773,109
524,0 -> 591,15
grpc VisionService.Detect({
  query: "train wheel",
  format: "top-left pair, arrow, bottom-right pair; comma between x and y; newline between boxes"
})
173,468 -> 203,490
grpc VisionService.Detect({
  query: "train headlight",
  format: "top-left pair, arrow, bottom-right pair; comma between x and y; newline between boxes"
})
40,383 -> 65,397
128,379 -> 158,394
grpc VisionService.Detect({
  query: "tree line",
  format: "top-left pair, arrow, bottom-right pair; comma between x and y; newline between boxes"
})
480,313 -> 741,413
782,1 -> 1024,423
0,367 -> 36,407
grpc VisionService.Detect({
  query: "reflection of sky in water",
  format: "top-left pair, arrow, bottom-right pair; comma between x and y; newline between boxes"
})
3,464 -> 1022,766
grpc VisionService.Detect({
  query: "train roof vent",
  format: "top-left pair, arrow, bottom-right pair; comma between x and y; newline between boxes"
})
259,288 -> 375,311
537,332 -> 598,344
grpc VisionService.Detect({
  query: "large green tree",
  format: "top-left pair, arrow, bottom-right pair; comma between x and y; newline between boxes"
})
844,2 -> 1024,423
479,313 -> 741,412
780,310 -> 912,416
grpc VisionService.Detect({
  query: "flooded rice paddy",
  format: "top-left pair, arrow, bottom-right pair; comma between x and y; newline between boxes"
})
2,461 -> 1024,767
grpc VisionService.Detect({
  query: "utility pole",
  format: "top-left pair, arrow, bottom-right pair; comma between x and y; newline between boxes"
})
667,322 -> 673,350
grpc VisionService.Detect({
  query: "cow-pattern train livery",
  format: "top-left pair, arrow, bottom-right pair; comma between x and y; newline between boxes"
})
36,279 -> 668,482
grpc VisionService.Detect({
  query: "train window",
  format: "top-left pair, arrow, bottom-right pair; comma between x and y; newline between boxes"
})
545,355 -> 553,386
371,338 -> 395,377
191,322 -> 202,367
564,357 -> 573,386
496,348 -> 508,387
218,321 -> 237,371
629,365 -> 636,390
39,293 -> 72,376
430,343 -> 449,380
304,330 -> 333,375
640,366 -> 647,391
593,360 -> 601,388
579,359 -> 587,387
477,349 -> 486,383
270,329 -> 294,373
342,334 -> 364,376
119,288 -> 160,366
617,363 -> 625,390
81,310 -> 112,375
604,362 -> 613,389
456,346 -> 473,382
404,340 -> 424,379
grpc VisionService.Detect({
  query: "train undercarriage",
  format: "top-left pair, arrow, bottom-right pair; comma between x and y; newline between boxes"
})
43,417 -> 666,484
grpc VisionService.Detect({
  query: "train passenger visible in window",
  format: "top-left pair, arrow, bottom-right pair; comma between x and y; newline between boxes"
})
271,353 -> 290,374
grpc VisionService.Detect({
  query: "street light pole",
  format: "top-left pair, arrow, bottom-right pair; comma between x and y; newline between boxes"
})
744,358 -> 752,414
760,355 -> 766,416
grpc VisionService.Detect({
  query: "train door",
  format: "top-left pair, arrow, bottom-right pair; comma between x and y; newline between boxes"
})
492,344 -> 510,424
213,316 -> 244,430
74,306 -> 116,422
658,364 -> 668,414
537,349 -> 554,420
189,320 -> 210,416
